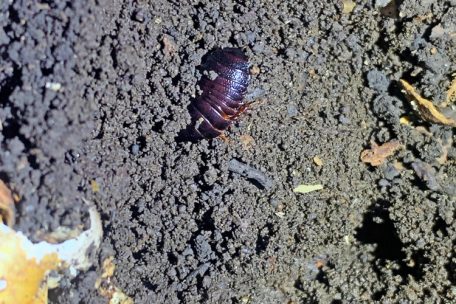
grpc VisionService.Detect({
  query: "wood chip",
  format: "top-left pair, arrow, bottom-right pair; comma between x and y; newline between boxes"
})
313,156 -> 323,166
360,140 -> 402,166
0,180 -> 15,227
400,79 -> 456,127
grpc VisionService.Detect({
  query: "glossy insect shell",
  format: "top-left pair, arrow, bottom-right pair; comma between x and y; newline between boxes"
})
186,48 -> 250,140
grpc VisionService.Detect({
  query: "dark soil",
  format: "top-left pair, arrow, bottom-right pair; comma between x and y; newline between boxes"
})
1,0 -> 455,303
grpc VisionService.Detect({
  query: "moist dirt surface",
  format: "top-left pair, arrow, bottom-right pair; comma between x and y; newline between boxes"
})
1,0 -> 456,303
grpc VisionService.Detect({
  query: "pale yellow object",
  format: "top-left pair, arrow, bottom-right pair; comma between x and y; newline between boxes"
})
313,156 -> 323,166
399,116 -> 412,125
293,184 -> 324,194
0,204 -> 102,304
0,226 -> 60,304
342,0 -> 356,13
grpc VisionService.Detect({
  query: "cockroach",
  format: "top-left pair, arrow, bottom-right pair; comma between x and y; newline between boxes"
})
182,47 -> 250,141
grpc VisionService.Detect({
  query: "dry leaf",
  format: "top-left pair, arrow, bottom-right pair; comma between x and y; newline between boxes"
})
360,140 -> 402,166
0,180 -> 15,227
400,79 -> 456,127
293,184 -> 324,194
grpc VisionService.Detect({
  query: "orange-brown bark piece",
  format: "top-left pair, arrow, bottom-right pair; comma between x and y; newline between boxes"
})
400,79 -> 456,127
0,180 -> 15,227
360,140 -> 402,166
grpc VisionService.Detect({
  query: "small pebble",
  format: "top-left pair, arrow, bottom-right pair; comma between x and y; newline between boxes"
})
45,82 -> 62,91
383,164 -> 399,180
378,179 -> 390,187
338,114 -> 350,124
132,9 -> 145,22
131,144 -> 140,155
366,69 -> 390,93
287,104 -> 298,117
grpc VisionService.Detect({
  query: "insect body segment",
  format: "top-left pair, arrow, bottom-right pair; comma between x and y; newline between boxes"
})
187,48 -> 250,140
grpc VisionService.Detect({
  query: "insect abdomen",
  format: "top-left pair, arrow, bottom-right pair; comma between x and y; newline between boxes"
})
186,48 -> 250,141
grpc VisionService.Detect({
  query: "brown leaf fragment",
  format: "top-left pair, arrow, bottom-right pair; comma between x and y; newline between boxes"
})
360,140 -> 402,166
400,79 -> 456,127
0,180 -> 15,227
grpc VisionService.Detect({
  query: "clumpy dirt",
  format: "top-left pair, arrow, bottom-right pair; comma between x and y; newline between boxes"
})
1,0 -> 455,303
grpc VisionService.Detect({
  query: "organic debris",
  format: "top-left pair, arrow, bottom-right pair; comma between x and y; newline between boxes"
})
91,180 -> 100,193
342,0 -> 356,14
399,116 -> 412,126
96,257 -> 133,304
239,134 -> 255,150
313,156 -> 323,166
445,75 -> 456,106
162,34 -> 177,58
400,79 -> 456,127
0,180 -> 15,227
250,65 -> 261,76
293,184 -> 323,194
228,159 -> 273,189
0,203 -> 102,304
360,140 -> 402,166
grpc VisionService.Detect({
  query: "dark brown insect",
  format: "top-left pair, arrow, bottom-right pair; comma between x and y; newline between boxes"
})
183,48 -> 250,141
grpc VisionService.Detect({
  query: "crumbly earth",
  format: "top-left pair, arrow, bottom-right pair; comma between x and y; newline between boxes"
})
1,0 -> 455,303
